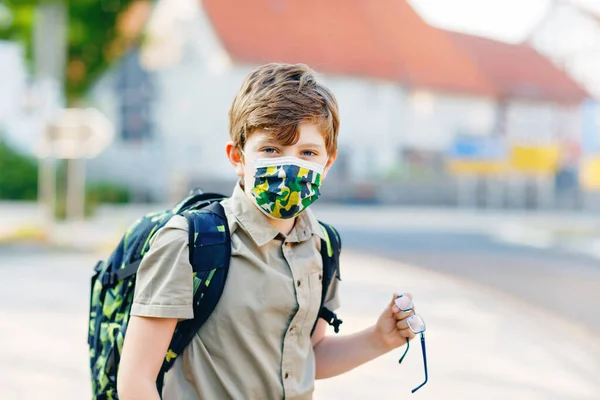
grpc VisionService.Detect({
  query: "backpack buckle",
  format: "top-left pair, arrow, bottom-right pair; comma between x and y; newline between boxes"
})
101,272 -> 117,286
330,315 -> 343,334
320,308 -> 343,334
94,260 -> 104,272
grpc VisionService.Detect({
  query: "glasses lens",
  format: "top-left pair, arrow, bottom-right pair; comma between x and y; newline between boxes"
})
407,314 -> 426,333
394,295 -> 414,312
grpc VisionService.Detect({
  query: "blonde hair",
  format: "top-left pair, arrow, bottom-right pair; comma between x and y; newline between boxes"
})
228,63 -> 340,155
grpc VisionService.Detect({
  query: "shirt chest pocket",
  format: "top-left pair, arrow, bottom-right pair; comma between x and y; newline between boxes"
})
295,270 -> 323,335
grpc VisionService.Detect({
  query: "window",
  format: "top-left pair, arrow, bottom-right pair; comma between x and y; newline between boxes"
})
116,50 -> 154,142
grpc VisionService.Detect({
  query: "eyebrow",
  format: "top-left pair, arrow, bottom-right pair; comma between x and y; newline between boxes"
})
298,143 -> 325,149
253,139 -> 277,147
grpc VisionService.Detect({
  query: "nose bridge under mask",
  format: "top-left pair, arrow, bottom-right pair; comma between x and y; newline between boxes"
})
240,150 -> 327,175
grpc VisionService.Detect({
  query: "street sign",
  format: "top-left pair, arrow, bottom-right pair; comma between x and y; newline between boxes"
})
580,156 -> 600,190
509,145 -> 560,175
447,137 -> 508,175
448,137 -> 506,161
36,107 -> 114,222
36,107 -> 114,159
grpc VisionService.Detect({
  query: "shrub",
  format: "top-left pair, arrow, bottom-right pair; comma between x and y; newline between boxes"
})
0,139 -> 38,200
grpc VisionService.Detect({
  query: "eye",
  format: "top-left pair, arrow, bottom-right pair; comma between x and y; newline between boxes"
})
301,150 -> 317,157
261,147 -> 279,155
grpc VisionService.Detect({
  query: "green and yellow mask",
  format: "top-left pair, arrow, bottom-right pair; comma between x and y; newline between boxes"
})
249,156 -> 325,219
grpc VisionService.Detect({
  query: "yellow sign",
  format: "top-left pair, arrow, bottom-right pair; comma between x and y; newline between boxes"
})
580,157 -> 600,190
446,160 -> 508,175
509,146 -> 560,175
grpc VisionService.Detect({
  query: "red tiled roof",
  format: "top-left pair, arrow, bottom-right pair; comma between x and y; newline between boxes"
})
201,0 -> 496,96
444,30 -> 589,102
200,0 -> 588,102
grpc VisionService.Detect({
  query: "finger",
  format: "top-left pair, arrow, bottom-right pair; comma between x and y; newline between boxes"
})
397,327 -> 416,340
396,319 -> 415,331
396,319 -> 408,330
389,293 -> 400,315
394,309 -> 415,321
393,293 -> 414,313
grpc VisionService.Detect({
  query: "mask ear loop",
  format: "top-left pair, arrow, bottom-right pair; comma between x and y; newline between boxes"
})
238,149 -> 249,191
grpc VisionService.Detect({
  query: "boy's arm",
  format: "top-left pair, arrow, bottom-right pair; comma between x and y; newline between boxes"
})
312,293 -> 417,379
312,320 -> 390,379
117,316 -> 178,400
118,216 -> 194,399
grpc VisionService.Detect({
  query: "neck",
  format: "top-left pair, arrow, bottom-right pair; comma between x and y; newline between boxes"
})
268,217 -> 296,236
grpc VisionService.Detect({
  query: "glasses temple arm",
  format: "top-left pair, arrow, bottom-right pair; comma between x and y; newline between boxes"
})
398,337 -> 410,364
411,333 -> 428,394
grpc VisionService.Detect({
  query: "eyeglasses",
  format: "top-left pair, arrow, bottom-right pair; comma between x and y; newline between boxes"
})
395,295 -> 428,393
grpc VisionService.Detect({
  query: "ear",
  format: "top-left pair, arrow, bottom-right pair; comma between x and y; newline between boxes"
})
225,141 -> 244,177
321,150 -> 337,180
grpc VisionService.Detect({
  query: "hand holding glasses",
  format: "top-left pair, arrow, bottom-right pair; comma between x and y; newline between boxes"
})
394,294 -> 428,393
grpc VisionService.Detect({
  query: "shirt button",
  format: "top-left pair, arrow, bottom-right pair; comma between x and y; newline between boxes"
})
289,325 -> 296,333
296,280 -> 302,287
318,274 -> 322,281
284,372 -> 290,379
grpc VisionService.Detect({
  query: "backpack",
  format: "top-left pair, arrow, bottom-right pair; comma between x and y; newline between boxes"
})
87,190 -> 342,399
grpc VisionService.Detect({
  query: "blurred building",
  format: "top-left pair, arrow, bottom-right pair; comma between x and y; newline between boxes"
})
0,41 -> 43,154
87,0 -> 590,204
528,0 -> 600,165
529,0 -> 600,98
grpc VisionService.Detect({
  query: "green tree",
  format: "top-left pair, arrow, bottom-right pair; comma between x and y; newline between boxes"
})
0,138 -> 38,200
0,0 -> 142,102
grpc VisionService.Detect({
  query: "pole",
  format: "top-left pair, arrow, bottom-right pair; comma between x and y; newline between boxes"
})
34,1 -> 67,230
38,156 -> 56,229
66,157 -> 86,221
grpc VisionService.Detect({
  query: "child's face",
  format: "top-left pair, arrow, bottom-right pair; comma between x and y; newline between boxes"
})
237,122 -> 336,192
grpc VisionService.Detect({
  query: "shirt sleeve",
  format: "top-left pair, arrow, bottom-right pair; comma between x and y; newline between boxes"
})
323,267 -> 341,312
130,215 -> 194,320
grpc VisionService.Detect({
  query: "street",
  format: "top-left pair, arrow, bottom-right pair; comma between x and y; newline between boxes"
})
1,236 -> 600,399
339,228 -> 600,336
1,205 -> 600,399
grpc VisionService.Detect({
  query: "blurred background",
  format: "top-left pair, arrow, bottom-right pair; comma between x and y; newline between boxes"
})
1,0 -> 600,399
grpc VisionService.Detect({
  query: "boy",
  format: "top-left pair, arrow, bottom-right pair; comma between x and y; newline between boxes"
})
117,63 -> 418,399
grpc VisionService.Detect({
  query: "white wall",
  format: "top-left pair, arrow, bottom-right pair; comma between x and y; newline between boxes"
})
530,3 -> 600,97
505,101 -> 581,146
320,77 -> 407,180
0,41 -> 44,155
87,65 -> 169,201
402,91 -> 496,149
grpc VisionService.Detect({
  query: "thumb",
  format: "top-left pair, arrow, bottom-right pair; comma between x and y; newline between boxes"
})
384,292 -> 400,317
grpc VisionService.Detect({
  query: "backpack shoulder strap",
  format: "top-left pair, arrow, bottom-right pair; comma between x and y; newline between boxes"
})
157,201 -> 231,391
314,222 -> 343,334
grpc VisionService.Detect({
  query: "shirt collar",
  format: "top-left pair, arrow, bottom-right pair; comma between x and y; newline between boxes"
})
288,207 -> 327,243
229,182 -> 280,247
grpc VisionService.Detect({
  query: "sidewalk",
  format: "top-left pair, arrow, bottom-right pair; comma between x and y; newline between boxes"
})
5,201 -> 600,255
314,252 -> 600,400
0,248 -> 598,399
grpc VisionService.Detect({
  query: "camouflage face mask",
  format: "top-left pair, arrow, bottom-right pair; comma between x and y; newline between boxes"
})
249,156 -> 326,220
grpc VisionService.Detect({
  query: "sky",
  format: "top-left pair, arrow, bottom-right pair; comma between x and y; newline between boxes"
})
409,0 -> 552,43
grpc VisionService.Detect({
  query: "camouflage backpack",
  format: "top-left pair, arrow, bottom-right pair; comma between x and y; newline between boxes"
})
87,190 -> 342,399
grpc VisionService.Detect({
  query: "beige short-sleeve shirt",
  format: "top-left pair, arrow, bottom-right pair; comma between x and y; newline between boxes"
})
130,183 -> 340,400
